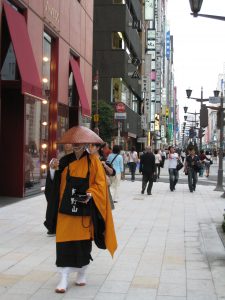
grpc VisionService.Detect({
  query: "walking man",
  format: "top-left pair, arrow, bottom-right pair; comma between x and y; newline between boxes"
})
139,146 -> 155,195
168,146 -> 179,191
185,146 -> 200,192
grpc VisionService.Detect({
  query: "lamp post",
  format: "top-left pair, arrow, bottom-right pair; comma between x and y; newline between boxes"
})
213,90 -> 224,192
93,70 -> 99,135
186,87 -> 208,150
189,0 -> 225,21
188,0 -> 225,195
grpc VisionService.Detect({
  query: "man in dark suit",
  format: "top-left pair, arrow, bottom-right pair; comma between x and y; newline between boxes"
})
139,146 -> 156,195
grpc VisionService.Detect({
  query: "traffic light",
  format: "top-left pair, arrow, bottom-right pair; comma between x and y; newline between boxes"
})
200,104 -> 208,128
217,109 -> 225,129
189,127 -> 195,138
198,128 -> 205,138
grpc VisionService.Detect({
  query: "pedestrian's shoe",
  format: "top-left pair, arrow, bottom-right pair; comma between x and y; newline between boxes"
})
141,190 -> 144,194
190,190 -> 193,193
147,192 -> 152,195
170,188 -> 174,191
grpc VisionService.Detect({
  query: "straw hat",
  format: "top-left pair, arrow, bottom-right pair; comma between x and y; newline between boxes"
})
57,126 -> 104,144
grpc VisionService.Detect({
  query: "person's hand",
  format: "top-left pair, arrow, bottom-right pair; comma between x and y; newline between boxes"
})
84,193 -> 92,204
49,158 -> 59,170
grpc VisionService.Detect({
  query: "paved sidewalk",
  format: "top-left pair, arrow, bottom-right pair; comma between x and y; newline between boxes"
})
1,173 -> 225,299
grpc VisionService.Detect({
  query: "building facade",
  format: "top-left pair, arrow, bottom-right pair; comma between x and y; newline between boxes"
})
0,0 -> 93,198
93,0 -> 142,150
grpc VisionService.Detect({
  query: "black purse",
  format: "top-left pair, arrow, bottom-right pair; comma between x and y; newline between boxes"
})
176,160 -> 184,171
59,155 -> 92,217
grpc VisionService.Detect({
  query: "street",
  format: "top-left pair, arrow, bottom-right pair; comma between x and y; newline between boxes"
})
1,162 -> 225,299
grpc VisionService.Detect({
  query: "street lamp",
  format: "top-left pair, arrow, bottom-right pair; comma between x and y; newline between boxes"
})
186,87 -> 208,150
189,0 -> 225,21
212,89 -> 224,193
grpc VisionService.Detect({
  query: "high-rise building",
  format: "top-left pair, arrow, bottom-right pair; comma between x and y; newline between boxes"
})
93,0 -> 143,149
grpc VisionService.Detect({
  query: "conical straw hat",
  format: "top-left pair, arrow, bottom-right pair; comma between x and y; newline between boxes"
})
57,126 -> 104,144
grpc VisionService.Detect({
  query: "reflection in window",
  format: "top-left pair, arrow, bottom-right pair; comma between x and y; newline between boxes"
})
112,32 -> 125,49
68,63 -> 79,127
1,43 -> 18,80
113,0 -> 125,4
24,96 -> 42,193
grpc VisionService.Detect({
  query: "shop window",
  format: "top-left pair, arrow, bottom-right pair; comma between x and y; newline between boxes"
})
24,96 -> 42,192
112,32 -> 125,49
113,0 -> 125,4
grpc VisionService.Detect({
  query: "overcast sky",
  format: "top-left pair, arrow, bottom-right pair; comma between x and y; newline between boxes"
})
167,0 -> 225,121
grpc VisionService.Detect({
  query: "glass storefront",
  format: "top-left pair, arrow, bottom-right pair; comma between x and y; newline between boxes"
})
24,96 -> 42,192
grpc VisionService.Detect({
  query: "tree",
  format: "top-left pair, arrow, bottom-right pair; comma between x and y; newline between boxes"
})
92,100 -> 114,143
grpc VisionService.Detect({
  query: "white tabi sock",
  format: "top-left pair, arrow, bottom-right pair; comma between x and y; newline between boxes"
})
76,265 -> 88,286
55,267 -> 70,293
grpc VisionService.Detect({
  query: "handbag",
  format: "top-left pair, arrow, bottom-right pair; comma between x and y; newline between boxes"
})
176,160 -> 183,171
59,155 -> 92,217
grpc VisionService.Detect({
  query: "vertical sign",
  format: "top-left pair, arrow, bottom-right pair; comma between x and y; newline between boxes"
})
166,31 -> 170,60
145,0 -> 155,20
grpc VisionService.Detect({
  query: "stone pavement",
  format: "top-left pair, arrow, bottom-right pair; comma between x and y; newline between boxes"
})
1,170 -> 225,299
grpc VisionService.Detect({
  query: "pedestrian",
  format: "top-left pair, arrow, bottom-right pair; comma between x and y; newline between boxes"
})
180,149 -> 186,163
168,146 -> 179,191
44,126 -> 117,293
161,148 -> 166,167
154,149 -> 162,179
198,149 -> 206,177
205,150 -> 212,177
87,143 -> 116,209
139,146 -> 156,195
184,146 -> 200,192
107,145 -> 124,203
128,146 -> 138,181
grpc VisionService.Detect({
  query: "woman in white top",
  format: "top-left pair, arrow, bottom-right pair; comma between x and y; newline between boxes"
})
204,150 -> 212,177
128,146 -> 138,182
154,149 -> 162,179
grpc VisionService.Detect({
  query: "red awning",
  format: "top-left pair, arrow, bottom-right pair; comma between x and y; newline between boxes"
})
70,57 -> 91,117
3,1 -> 42,98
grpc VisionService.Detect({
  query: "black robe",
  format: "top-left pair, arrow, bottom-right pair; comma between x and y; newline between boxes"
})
44,152 -> 76,233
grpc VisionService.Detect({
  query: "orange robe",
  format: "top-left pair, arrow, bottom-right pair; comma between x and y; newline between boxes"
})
56,154 -> 117,257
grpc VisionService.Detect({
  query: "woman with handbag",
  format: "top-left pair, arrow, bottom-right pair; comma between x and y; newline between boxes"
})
204,150 -> 212,177
44,126 -> 117,294
107,145 -> 124,203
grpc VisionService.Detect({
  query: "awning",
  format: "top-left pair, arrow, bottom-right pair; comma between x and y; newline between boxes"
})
70,57 -> 91,117
3,1 -> 42,98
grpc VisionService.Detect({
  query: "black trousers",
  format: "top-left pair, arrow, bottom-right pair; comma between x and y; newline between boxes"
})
142,174 -> 154,194
188,168 -> 198,191
129,162 -> 137,181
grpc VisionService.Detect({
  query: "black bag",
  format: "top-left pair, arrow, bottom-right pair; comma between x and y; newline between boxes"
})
59,155 -> 92,216
210,160 -> 213,165
176,160 -> 183,171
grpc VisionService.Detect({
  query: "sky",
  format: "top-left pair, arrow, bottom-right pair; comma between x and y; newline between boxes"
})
167,0 -> 225,122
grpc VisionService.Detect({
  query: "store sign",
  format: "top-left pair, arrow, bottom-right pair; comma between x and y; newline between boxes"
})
145,0 -> 154,20
44,0 -> 59,25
